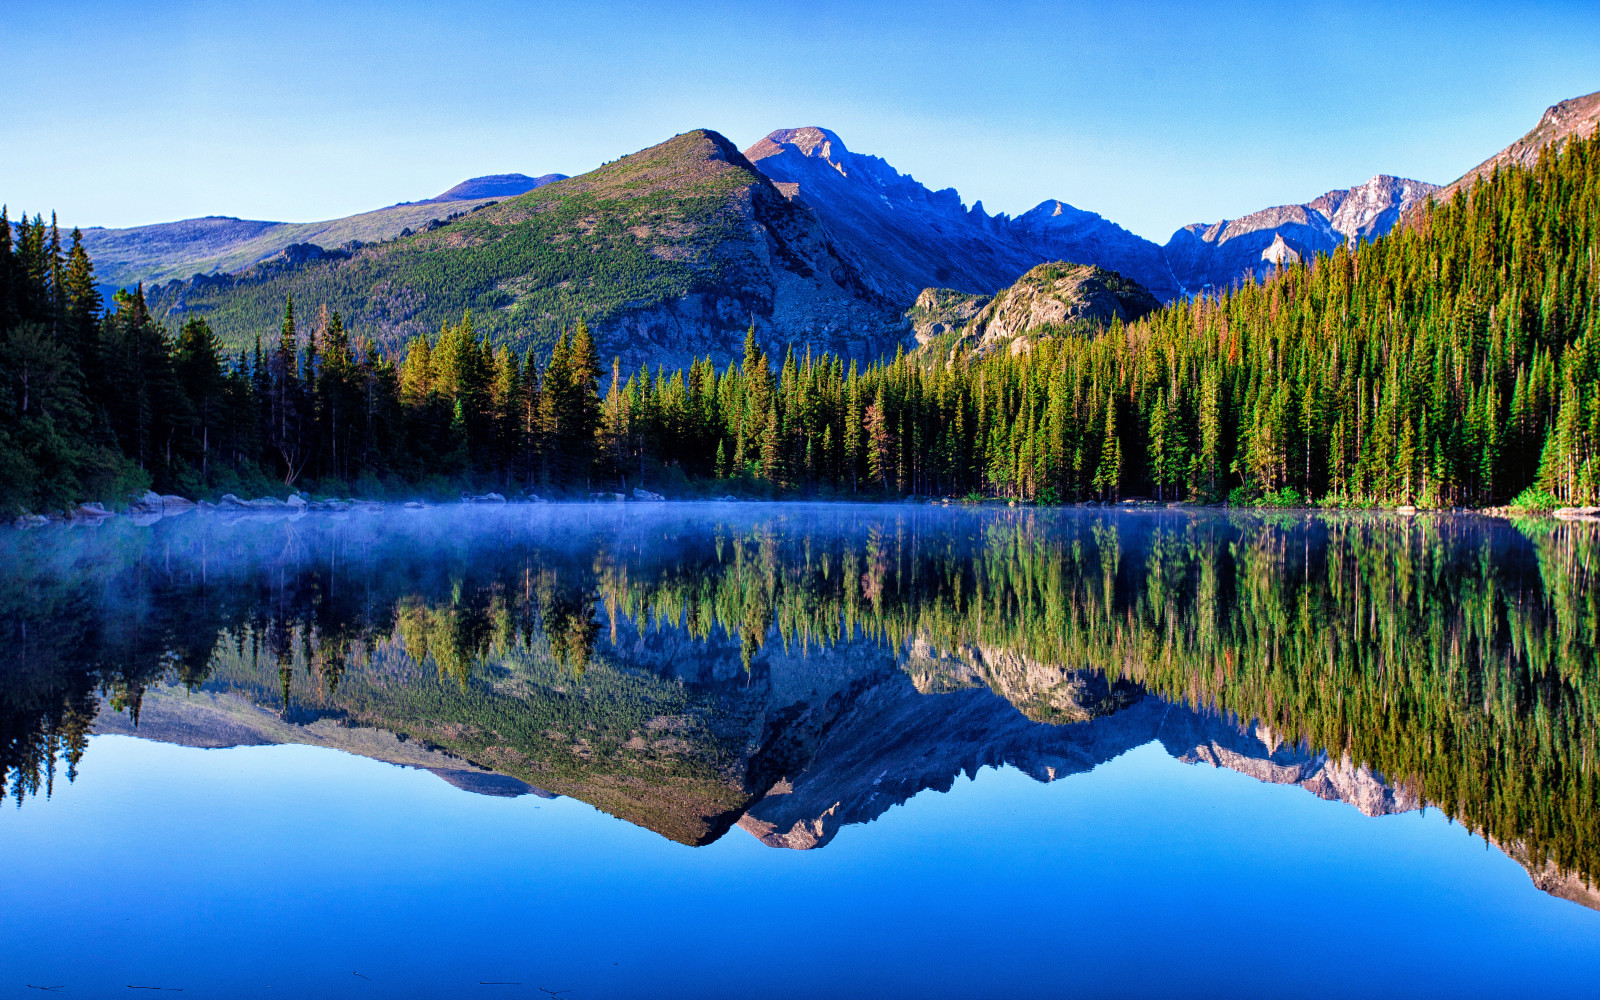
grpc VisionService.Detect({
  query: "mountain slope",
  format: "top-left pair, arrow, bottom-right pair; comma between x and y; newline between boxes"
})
1433,89 -> 1600,203
922,261 -> 1160,355
744,127 -> 1180,301
77,174 -> 567,290
145,130 -> 904,371
427,173 -> 566,202
744,126 -> 1442,303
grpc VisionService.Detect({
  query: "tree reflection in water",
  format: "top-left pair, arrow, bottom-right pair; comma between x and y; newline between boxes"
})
1,505 -> 1595,893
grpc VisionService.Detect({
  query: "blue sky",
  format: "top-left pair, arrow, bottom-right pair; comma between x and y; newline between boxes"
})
5,0 -> 1599,242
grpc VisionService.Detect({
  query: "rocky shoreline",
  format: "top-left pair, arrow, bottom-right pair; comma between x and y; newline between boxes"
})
11,489 -> 1593,529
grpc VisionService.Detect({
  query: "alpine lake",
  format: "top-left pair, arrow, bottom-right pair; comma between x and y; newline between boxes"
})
4,502 -> 1600,998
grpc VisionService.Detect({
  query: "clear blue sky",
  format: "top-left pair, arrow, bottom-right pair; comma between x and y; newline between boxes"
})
5,0 -> 1599,242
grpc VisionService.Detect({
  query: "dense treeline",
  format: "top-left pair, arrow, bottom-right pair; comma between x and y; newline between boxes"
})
4,132 -> 1598,512
602,130 -> 1600,506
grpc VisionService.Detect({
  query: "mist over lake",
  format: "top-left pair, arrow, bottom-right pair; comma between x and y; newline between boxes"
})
3,503 -> 1599,997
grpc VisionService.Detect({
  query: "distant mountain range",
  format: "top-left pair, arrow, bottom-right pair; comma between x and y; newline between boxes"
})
86,88 -> 1600,368
76,173 -> 567,289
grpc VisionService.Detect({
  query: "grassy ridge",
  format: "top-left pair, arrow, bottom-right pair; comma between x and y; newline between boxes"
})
144,131 -> 774,359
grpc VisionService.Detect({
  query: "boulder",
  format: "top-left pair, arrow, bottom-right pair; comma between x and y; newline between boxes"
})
1554,506 -> 1600,521
632,488 -> 665,502
591,492 -> 626,502
130,490 -> 164,514
73,502 -> 114,519
463,492 -> 507,503
403,501 -> 430,509
309,499 -> 352,512
159,495 -> 195,508
12,513 -> 48,529
286,494 -> 308,511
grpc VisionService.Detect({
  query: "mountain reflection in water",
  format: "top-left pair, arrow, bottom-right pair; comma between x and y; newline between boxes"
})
3,503 -> 1597,908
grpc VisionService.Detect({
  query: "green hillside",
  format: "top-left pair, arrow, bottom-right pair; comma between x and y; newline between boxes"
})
144,130 -> 889,365
78,198 -> 501,290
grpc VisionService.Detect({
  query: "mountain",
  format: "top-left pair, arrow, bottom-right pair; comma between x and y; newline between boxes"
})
106,96 -> 1600,365
744,126 -> 1445,303
744,127 -> 1180,301
913,261 -> 1161,354
74,174 -> 564,291
1163,174 -> 1440,293
427,172 -> 566,202
1433,89 -> 1600,203
144,129 -> 905,371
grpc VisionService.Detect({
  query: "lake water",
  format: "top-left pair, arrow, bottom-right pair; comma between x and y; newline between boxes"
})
3,503 -> 1600,998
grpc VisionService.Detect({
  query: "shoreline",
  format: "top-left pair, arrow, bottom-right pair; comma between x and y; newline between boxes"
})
10,490 -> 1591,530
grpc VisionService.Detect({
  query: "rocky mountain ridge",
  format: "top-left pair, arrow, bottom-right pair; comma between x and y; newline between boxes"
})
1432,89 -> 1600,203
744,126 -> 1440,301
1163,174 -> 1440,292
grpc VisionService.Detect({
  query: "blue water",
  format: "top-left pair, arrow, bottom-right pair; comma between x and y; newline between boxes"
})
4,734 -> 1598,999
4,504 -> 1600,997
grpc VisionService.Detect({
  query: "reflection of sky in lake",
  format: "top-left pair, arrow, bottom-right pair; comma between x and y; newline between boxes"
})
4,733 -> 1599,999
4,504 -> 1600,996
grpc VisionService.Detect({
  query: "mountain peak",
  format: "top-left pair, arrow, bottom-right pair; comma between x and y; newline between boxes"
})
751,127 -> 849,161
1434,89 -> 1600,202
430,173 -> 566,202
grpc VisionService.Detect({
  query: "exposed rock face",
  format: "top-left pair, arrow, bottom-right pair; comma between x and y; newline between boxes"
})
1432,90 -> 1600,203
1155,710 -> 1420,817
937,262 -> 1160,354
746,127 -> 1448,304
905,288 -> 990,346
745,127 -> 1181,302
1163,175 -> 1438,294
1012,199 -> 1179,301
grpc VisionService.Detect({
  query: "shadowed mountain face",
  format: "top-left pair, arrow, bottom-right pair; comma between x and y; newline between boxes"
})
744,126 -> 1439,302
4,505 -> 1597,909
744,127 -> 1180,302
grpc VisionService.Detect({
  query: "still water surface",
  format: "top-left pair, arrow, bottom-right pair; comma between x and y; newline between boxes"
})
3,504 -> 1599,997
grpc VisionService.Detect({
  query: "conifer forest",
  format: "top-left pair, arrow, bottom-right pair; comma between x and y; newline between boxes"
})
3,132 -> 1597,514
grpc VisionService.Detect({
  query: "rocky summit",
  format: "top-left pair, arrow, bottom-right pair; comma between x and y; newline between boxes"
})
87,91 -> 1600,368
926,261 -> 1161,355
1432,89 -> 1600,203
745,127 -> 1180,301
1163,174 -> 1439,293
